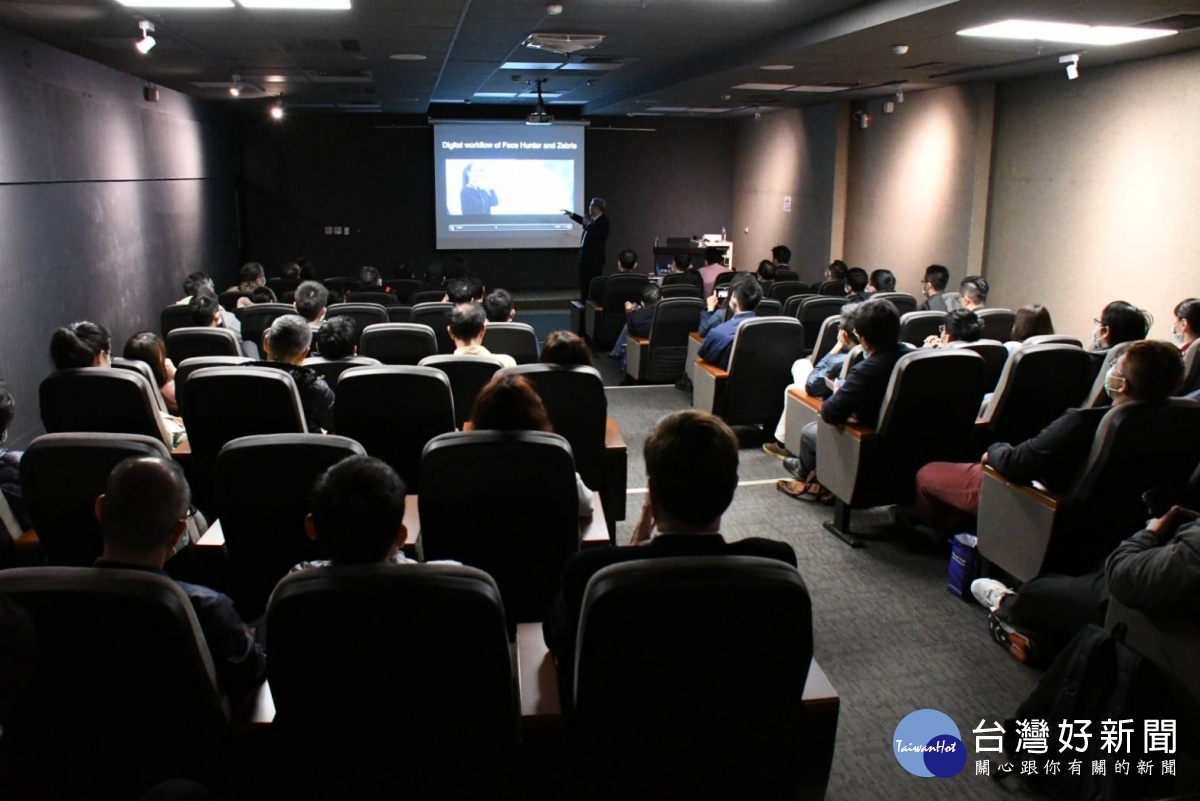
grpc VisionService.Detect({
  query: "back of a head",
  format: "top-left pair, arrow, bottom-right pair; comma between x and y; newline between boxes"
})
483,289 -> 514,323
240,262 -> 265,288
315,316 -> 357,360
869,269 -> 896,293
470,373 -> 551,432
122,332 -> 169,385
189,291 -> 221,327
757,260 -> 776,280
703,247 -> 722,267
182,271 -> 211,298
309,455 -> 406,565
448,302 -> 486,342
50,321 -> 111,370
644,410 -> 738,527
1102,300 -> 1152,346
845,268 -> 868,294
732,273 -> 762,311
296,257 -> 315,281
837,306 -> 860,344
0,382 -> 14,441
249,285 -> 278,304
618,248 -> 638,272
924,264 -> 950,292
1011,304 -> 1054,341
294,281 -> 330,322
673,252 -> 691,271
771,245 -> 791,265
827,260 -> 848,281
540,331 -> 593,367
280,261 -> 301,281
641,285 -> 661,306
959,275 -> 989,306
854,298 -> 901,350
101,456 -> 190,557
1121,340 -> 1184,402
358,266 -> 381,287
944,309 -> 983,343
444,279 -> 472,305
265,314 -> 313,362
1175,298 -> 1200,336
424,261 -> 445,286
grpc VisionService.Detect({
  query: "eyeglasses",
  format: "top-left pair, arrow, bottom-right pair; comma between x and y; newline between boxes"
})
182,505 -> 199,521
938,325 -> 946,335
1093,318 -> 1102,327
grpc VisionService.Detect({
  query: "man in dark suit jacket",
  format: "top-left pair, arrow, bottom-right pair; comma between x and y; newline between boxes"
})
919,263 -> 954,311
697,275 -> 763,370
566,197 -> 609,301
543,410 -> 798,700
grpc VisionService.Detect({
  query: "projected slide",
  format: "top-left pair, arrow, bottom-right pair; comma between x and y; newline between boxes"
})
432,121 -> 586,250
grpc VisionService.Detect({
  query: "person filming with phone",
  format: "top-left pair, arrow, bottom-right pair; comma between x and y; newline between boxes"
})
697,274 -> 762,370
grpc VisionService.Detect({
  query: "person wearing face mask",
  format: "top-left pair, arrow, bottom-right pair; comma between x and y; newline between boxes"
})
1089,300 -> 1152,380
1173,298 -> 1199,353
906,340 -> 1185,535
93,456 -> 265,707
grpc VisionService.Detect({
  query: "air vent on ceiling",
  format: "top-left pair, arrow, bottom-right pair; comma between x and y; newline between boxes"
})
1138,13 -> 1200,30
576,55 -> 622,64
307,69 -> 373,83
279,38 -> 360,52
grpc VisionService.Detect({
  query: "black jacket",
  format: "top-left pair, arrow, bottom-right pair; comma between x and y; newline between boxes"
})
1105,519 -> 1200,619
249,361 -> 335,433
626,302 -> 656,338
820,344 -> 913,429
985,407 -> 1108,492
570,212 -> 609,269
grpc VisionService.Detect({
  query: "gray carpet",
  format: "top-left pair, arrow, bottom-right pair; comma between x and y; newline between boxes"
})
605,386 -> 1041,800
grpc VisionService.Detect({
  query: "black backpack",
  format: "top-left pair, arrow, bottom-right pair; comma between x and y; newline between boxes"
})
998,624 -> 1196,800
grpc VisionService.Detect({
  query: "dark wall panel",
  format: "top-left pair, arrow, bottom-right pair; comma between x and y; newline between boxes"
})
238,116 -> 734,291
0,29 -> 237,448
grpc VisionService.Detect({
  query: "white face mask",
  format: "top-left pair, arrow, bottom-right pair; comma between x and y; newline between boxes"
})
1103,367 -> 1126,399
1175,332 -> 1186,345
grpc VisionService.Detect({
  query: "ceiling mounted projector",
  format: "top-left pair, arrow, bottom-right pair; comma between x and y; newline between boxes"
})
523,32 -> 605,55
526,78 -> 554,125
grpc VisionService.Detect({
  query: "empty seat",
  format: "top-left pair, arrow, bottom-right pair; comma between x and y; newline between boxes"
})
383,278 -> 424,304
165,327 -> 241,362
344,290 -> 399,306
217,290 -> 249,311
572,557 -> 819,801
174,356 -> 252,395
796,296 -> 846,355
958,341 -> 1010,390
693,317 -> 805,429
976,308 -> 1017,343
321,276 -> 359,298
783,293 -> 817,318
40,368 -> 172,446
160,304 -> 197,337
624,297 -> 704,384
333,366 -> 456,489
419,354 -> 504,428
659,283 -> 703,299
871,292 -> 919,316
1023,334 -> 1084,348
111,357 -> 169,414
266,277 -> 300,295
301,355 -> 381,386
411,302 -> 456,354
817,279 -> 845,296
236,303 -> 294,353
20,433 -> 172,566
482,322 -> 540,364
359,322 -> 439,365
754,298 -> 783,316
411,289 -> 446,306
0,567 -> 229,797
768,280 -> 811,303
979,344 -> 1095,445
899,310 -> 945,346
215,433 -> 365,619
387,305 -> 412,324
324,303 -> 389,344
266,564 -> 517,799
420,431 -> 580,624
588,273 -> 650,348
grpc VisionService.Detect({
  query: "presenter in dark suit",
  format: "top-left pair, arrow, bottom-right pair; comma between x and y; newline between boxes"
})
459,163 -> 498,215
565,197 -> 609,301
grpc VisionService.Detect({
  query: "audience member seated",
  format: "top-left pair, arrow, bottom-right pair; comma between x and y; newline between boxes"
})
1007,304 -> 1055,352
293,280 -> 330,335
358,265 -> 385,291
969,504 -> 1200,666
470,373 -> 592,517
697,246 -> 731,297
123,332 -> 178,414
289,455 -> 425,572
919,264 -> 953,311
93,455 -> 265,706
423,260 -> 445,288
924,308 -> 983,349
539,331 -> 594,368
296,256 -> 315,281
756,259 -> 776,282
608,284 -> 660,359
772,244 -> 791,273
867,269 -> 896,294
697,275 -> 763,370
178,273 -> 242,336
0,383 -> 30,559
543,410 -> 797,695
444,279 -> 473,305
777,299 -> 911,501
763,304 -> 861,460
448,303 -> 516,369
1173,297 -> 1199,353
825,259 -> 848,283
248,286 -> 277,305
668,251 -> 704,293
947,275 -> 988,311
228,262 -> 265,307
843,267 -> 869,304
279,261 -> 301,282
51,320 -> 111,369
911,340 -> 1184,533
483,288 -> 515,323
1089,300 -> 1153,382
313,315 -> 358,360
250,315 -> 335,433
188,290 -> 245,352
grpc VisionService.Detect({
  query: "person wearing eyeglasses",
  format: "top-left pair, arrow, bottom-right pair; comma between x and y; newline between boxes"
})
919,264 -> 953,312
923,308 -> 983,349
93,456 -> 265,708
1172,298 -> 1199,354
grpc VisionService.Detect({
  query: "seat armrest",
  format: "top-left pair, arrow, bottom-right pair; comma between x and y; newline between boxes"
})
979,465 -> 1061,509
692,360 -> 728,416
604,417 -> 626,451
688,332 -> 704,344
630,335 -> 649,346
976,464 -> 1060,582
602,418 -> 628,528
695,361 -> 728,380
516,622 -> 562,730
787,388 -> 823,413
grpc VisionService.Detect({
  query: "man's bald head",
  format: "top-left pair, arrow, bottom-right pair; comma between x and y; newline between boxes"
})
97,456 -> 191,559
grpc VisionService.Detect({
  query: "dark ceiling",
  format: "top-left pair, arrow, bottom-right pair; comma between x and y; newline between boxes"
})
2,0 -> 1199,117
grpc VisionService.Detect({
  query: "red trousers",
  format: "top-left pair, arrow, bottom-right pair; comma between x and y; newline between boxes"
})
914,461 -> 983,523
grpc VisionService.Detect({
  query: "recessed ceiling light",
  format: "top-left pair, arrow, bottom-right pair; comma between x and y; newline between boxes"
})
646,106 -> 687,112
688,107 -> 728,113
759,64 -> 793,71
238,0 -> 350,8
785,85 -> 848,93
732,83 -> 793,91
518,92 -> 561,98
117,0 -> 232,7
473,92 -> 517,98
262,75 -> 288,82
957,19 -> 1176,46
501,61 -> 561,70
389,53 -> 426,61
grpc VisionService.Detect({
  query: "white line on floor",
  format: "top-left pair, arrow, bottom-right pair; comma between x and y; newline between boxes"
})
625,477 -> 780,496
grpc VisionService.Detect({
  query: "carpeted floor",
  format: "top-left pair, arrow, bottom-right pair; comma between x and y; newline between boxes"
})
604,385 -> 1043,800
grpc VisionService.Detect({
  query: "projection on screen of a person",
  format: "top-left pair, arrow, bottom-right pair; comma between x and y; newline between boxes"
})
459,163 -> 498,215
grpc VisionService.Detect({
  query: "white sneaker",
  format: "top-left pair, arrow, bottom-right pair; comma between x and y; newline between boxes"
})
971,578 -> 1012,611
